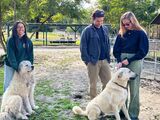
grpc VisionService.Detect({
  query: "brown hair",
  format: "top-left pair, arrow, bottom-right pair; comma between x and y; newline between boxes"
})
92,9 -> 105,20
12,20 -> 29,54
119,11 -> 146,37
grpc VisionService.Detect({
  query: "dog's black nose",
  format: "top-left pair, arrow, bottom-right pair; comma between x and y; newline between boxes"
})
31,66 -> 34,70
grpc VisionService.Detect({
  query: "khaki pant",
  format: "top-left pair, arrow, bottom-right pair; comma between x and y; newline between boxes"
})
87,60 -> 111,99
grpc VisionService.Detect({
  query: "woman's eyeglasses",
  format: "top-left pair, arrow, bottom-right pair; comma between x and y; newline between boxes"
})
123,22 -> 131,27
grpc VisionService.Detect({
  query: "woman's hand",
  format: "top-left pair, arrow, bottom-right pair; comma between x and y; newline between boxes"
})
116,62 -> 122,69
122,59 -> 129,66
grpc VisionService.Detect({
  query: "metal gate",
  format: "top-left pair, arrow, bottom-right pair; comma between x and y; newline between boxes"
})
142,40 -> 160,80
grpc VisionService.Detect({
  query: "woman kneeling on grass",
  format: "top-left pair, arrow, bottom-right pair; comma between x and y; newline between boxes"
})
4,21 -> 34,91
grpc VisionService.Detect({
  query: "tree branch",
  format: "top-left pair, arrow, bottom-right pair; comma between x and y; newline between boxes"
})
29,14 -> 55,39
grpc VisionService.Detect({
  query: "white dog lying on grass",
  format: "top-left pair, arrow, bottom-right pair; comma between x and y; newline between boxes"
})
73,68 -> 137,120
0,61 -> 38,120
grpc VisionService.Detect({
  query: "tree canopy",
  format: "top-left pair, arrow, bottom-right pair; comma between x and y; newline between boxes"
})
0,0 -> 160,28
0,0 -> 160,52
98,0 -> 160,29
1,0 -> 88,24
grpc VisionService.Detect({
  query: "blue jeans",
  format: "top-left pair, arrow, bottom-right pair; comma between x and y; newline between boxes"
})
4,64 -> 15,91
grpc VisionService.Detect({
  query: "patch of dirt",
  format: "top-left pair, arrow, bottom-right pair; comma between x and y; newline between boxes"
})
140,78 -> 160,120
32,47 -> 160,120
0,46 -> 159,119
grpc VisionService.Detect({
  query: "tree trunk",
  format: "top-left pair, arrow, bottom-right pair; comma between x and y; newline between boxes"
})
25,0 -> 32,22
0,0 -> 6,52
29,14 -> 54,39
35,17 -> 40,39
13,0 -> 16,22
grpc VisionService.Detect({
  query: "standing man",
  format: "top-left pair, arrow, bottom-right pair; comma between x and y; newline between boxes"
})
80,10 -> 111,99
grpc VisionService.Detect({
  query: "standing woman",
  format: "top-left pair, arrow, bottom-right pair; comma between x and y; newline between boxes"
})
113,11 -> 149,120
4,21 -> 34,91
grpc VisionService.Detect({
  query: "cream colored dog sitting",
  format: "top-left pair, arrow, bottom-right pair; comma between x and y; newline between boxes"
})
73,68 -> 137,120
0,60 -> 38,120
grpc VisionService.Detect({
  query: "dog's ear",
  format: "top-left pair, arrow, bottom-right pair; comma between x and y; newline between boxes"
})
118,71 -> 123,78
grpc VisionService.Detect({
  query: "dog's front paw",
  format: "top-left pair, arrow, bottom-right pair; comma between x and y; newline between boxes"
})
28,110 -> 35,115
31,110 -> 36,114
21,115 -> 28,120
25,112 -> 30,117
33,105 -> 39,110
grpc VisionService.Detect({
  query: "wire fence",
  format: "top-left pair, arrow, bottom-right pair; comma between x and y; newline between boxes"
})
141,40 -> 160,81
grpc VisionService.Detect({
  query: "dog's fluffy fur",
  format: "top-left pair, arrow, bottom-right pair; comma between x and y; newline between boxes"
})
0,61 -> 38,120
72,68 -> 137,120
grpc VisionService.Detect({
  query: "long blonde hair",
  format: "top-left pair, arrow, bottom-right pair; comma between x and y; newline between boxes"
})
119,11 -> 146,37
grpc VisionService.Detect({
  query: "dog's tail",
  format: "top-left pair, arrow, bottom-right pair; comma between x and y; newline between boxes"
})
72,106 -> 87,116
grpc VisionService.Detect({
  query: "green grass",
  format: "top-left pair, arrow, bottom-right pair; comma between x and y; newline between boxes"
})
3,31 -> 78,46
148,51 -> 160,57
30,79 -> 87,120
28,32 -> 64,41
35,80 -> 54,97
30,98 -> 87,120
0,67 -> 86,119
146,51 -> 160,61
32,40 -> 77,46
0,68 -> 4,95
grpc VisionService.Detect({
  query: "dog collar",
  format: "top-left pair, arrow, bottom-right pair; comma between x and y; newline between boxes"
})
112,82 -> 128,90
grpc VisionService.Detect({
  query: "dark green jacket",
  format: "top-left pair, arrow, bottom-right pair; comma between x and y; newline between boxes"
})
5,36 -> 34,71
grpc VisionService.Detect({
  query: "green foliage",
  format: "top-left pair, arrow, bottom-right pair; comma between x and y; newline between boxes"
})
76,39 -> 80,45
1,0 -> 88,24
98,0 -> 160,29
0,69 -> 4,95
1,0 -> 160,37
